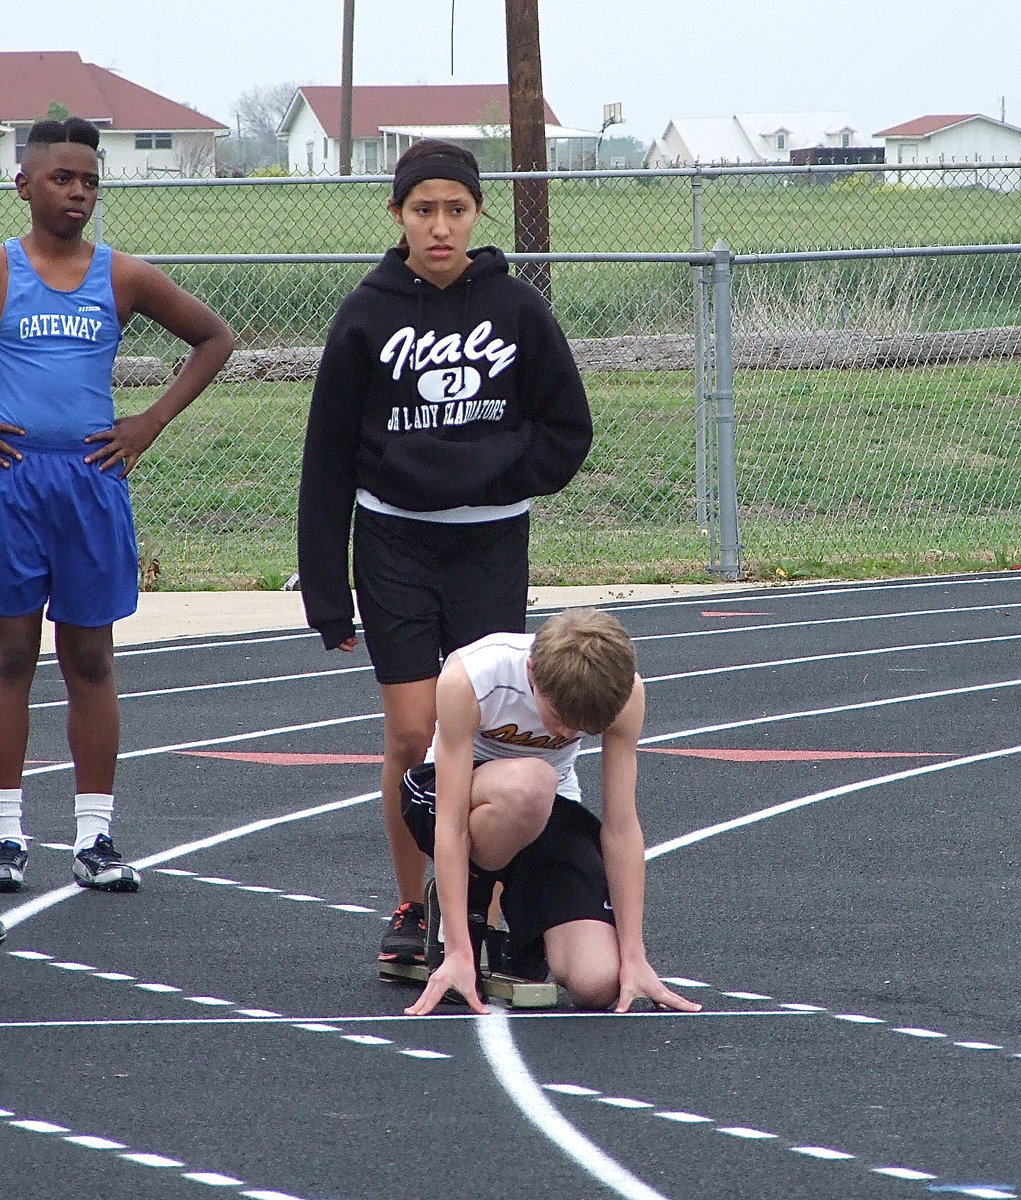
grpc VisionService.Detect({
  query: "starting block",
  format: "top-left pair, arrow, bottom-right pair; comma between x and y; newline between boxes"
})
379,959 -> 557,1009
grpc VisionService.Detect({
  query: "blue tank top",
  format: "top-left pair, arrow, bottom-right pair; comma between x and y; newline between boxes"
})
0,237 -> 121,446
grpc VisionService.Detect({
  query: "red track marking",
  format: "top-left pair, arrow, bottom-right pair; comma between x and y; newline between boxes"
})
176,751 -> 384,765
641,748 -> 952,762
700,610 -> 774,617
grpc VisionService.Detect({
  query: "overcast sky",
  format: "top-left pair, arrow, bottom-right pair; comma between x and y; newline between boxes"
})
5,0 -> 1020,145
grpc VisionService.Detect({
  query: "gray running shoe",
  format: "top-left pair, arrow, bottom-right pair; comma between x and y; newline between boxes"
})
0,839 -> 28,892
73,835 -> 140,892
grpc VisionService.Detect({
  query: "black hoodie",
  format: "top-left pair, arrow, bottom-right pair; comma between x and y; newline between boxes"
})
298,245 -> 592,649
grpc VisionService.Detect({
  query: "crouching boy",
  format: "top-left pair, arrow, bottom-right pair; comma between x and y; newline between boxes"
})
399,607 -> 703,1016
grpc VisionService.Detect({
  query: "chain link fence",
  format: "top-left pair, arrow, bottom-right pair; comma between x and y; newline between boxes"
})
1,165 -> 1020,589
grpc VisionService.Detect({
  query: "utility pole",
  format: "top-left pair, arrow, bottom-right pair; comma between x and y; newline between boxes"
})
504,0 -> 551,298
339,0 -> 355,175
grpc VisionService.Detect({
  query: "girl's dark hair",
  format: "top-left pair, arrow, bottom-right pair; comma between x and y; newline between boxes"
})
26,116 -> 101,152
390,138 -> 483,207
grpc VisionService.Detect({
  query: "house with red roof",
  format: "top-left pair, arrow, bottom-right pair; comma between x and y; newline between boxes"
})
278,84 -> 598,175
874,114 -> 1021,188
0,51 -> 228,179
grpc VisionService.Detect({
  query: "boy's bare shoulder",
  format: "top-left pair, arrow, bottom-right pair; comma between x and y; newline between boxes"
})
109,247 -> 161,287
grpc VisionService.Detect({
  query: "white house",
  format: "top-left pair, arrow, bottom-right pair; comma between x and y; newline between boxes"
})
645,112 -> 869,167
874,114 -> 1021,188
278,84 -> 598,175
0,51 -> 228,179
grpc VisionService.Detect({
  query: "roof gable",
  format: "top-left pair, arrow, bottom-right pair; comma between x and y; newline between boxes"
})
736,111 -> 861,152
0,51 -> 227,130
873,114 -> 980,138
285,84 -> 559,140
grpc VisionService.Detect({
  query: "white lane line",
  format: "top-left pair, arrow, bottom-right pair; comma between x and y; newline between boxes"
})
645,742 -> 1021,860
0,791 -> 379,933
638,677 -> 1021,752
548,1078 -> 977,1195
0,1010 -> 811,1031
477,1009 -> 675,1200
65,1135 -> 127,1149
9,1119 -> 70,1133
243,1189 -> 311,1200
33,629 -> 1021,712
634,599 -> 1021,646
644,631 -> 1021,685
29,663 -> 375,711
604,576 -> 1020,615
791,1146 -> 855,1160
120,1152 -> 186,1167
874,1166 -> 939,1181
22,714 -> 383,779
36,629 -> 319,669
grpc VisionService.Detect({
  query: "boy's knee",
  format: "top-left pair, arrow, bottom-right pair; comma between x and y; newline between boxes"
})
386,724 -> 435,767
61,644 -> 114,687
499,758 -> 558,820
562,969 -> 619,1012
0,643 -> 37,686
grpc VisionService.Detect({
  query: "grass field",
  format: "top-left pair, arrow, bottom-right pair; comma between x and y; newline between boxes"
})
121,362 -> 1021,591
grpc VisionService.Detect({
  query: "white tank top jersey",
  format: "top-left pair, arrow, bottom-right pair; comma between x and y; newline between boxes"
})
428,632 -> 583,802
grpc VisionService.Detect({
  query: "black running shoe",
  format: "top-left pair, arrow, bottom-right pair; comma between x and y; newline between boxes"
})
72,834 -> 140,892
467,864 -> 497,923
378,901 -> 426,964
0,839 -> 28,893
424,876 -> 487,999
485,927 -> 550,982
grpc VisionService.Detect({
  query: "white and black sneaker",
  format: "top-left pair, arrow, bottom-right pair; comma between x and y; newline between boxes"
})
73,834 -> 140,892
0,839 -> 28,892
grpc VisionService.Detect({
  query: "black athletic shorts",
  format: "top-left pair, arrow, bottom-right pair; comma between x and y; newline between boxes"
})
352,505 -> 529,685
401,761 -> 615,960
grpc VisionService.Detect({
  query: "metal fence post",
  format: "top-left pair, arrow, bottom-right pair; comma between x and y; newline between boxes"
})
691,168 -> 711,533
711,239 -> 741,580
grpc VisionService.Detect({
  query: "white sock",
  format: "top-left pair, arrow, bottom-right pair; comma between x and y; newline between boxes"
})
74,793 -> 114,853
0,788 -> 25,848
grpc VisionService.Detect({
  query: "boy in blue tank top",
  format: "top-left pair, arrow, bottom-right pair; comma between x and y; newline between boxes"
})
0,118 -> 234,898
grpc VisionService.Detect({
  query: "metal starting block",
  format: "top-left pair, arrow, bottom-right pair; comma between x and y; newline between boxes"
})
379,959 -> 558,1009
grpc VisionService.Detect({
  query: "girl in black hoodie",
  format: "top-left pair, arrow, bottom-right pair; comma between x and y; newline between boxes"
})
298,140 -> 592,965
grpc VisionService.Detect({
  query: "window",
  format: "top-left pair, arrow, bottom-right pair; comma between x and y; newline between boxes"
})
363,138 -> 380,173
840,132 -> 851,148
135,131 -> 173,150
323,137 -> 328,160
776,132 -> 786,151
14,123 -> 32,163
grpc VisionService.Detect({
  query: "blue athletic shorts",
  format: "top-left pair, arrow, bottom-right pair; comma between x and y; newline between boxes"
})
0,442 -> 138,627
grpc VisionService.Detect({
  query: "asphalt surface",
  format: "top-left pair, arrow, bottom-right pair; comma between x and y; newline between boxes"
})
2,572 -> 1020,1200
